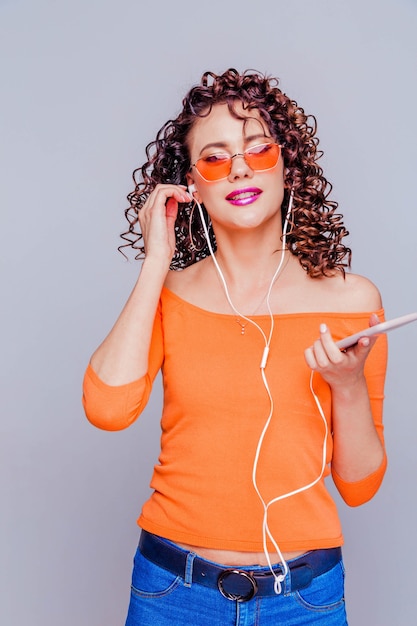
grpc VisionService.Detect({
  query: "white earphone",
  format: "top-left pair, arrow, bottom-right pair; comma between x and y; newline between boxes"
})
188,183 -> 196,194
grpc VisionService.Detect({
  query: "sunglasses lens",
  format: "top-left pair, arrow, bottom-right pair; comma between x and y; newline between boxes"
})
195,156 -> 231,182
245,143 -> 280,170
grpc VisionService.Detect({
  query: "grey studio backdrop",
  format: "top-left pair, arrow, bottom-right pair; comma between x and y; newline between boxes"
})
1,1 -> 416,624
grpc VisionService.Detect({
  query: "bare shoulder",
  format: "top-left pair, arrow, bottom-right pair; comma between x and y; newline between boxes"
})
288,268 -> 382,314
326,271 -> 382,311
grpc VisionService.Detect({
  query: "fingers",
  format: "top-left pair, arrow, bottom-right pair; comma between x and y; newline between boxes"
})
304,322 -> 376,379
140,184 -> 191,221
369,312 -> 380,327
304,324 -> 343,370
139,184 -> 192,259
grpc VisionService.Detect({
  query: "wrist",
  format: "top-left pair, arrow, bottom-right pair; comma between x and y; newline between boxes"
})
329,373 -> 368,398
141,254 -> 171,276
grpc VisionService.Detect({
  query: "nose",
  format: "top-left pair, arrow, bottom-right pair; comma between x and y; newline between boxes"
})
228,152 -> 254,180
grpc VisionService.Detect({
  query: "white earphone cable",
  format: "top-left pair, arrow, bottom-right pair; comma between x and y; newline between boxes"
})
192,189 -> 328,594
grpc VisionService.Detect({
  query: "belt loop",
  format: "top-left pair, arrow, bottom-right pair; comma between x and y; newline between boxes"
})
184,551 -> 196,588
282,567 -> 292,597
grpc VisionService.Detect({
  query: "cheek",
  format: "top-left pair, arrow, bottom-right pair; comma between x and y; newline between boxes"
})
262,170 -> 285,198
195,182 -> 219,207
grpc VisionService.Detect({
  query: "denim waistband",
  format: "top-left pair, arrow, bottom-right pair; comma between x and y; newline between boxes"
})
139,531 -> 342,602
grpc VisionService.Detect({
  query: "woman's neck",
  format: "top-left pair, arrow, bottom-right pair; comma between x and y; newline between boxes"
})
211,222 -> 286,289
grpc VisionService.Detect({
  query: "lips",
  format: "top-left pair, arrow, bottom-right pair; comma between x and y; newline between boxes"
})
225,187 -> 262,206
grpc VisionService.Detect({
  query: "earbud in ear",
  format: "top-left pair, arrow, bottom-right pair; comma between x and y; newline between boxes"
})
188,184 -> 196,194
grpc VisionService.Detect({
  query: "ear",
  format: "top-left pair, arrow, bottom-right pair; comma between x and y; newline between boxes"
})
186,173 -> 201,200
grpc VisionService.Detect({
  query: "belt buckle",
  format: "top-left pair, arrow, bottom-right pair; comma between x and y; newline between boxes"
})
217,569 -> 258,602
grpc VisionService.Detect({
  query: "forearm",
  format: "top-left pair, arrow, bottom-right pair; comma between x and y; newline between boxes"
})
90,256 -> 169,385
330,376 -> 385,482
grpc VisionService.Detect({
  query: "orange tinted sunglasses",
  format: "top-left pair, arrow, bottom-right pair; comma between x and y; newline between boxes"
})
191,142 -> 281,182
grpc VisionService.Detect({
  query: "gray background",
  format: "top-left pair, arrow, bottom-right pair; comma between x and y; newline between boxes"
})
1,0 -> 416,624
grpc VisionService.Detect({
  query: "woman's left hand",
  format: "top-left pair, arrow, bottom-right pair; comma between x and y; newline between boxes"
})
304,313 -> 381,389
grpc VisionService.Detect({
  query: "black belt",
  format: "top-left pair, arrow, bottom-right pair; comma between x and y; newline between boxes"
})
139,531 -> 342,602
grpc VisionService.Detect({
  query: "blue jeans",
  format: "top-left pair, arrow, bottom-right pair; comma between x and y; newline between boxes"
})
125,536 -> 348,625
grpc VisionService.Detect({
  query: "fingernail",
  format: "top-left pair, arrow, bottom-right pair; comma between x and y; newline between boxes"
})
320,323 -> 327,334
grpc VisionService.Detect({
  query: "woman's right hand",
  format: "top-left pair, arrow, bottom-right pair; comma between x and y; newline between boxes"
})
138,184 -> 192,264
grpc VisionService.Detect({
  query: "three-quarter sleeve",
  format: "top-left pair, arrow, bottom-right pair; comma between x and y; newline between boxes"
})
331,332 -> 388,506
82,302 -> 164,431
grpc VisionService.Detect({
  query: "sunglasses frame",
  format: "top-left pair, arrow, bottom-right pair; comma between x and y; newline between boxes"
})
191,142 -> 281,182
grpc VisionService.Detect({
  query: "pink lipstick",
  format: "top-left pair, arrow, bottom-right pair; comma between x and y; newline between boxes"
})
225,187 -> 262,206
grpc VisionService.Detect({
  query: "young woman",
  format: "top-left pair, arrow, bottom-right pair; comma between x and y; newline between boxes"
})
83,69 -> 387,625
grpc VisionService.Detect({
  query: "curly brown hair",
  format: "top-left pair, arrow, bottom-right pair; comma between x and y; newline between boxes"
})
121,68 -> 351,277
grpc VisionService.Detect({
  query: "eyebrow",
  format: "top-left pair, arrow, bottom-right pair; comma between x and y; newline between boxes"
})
199,133 -> 272,155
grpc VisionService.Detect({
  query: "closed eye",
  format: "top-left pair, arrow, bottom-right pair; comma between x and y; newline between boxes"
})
202,153 -> 230,164
247,143 -> 275,156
